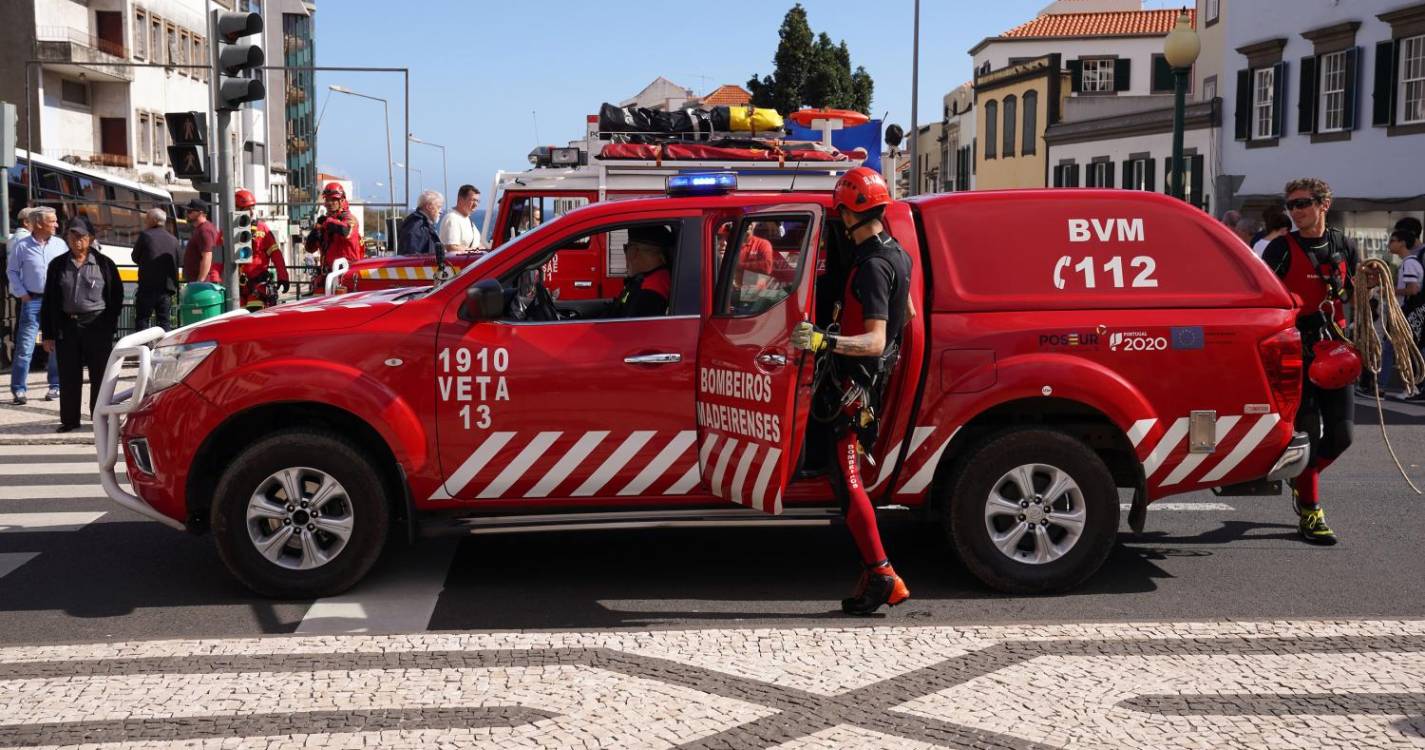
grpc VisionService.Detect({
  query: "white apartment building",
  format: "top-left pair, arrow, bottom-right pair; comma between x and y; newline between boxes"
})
1220,0 -> 1424,257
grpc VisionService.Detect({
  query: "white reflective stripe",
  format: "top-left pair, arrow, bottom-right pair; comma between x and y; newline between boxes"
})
1127,418 -> 1157,448
709,437 -> 739,497
698,432 -> 720,475
525,431 -> 608,498
867,425 -> 934,492
477,431 -> 562,499
618,430 -> 696,496
729,443 -> 759,505
1200,413 -> 1281,483
664,463 -> 702,495
435,432 -> 515,499
402,267 -> 416,280
572,431 -> 656,497
896,426 -> 960,495
1141,417 -> 1189,479
1160,416 -> 1241,486
751,446 -> 782,512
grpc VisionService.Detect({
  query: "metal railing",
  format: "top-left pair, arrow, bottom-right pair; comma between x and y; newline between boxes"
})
110,263 -> 331,339
35,26 -> 126,59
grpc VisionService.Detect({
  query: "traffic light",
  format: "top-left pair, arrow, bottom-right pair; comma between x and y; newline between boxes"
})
165,111 -> 209,181
231,209 -> 254,264
214,11 -> 264,111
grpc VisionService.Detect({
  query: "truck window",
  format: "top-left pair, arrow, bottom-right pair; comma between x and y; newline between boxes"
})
501,195 -> 588,245
502,220 -> 684,322
715,216 -> 810,317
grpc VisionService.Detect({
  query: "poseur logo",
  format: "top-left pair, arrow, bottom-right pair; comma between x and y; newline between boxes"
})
1039,332 -> 1100,348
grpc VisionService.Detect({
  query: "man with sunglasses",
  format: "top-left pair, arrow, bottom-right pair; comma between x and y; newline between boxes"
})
1260,178 -> 1358,545
612,225 -> 673,317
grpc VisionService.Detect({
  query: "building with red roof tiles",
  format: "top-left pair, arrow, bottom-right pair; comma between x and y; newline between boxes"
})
689,85 -> 753,109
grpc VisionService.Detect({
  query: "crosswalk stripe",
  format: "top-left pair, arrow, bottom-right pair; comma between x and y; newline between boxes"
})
0,444 -> 98,457
0,485 -> 113,500
0,552 -> 38,580
0,512 -> 106,532
0,462 -> 123,475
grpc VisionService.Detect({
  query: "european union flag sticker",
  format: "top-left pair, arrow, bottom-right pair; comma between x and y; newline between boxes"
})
1171,326 -> 1205,350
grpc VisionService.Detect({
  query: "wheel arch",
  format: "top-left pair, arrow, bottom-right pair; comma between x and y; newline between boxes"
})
185,401 -> 414,541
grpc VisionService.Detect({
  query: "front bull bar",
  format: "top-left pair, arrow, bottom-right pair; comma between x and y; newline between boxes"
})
93,311 -> 248,531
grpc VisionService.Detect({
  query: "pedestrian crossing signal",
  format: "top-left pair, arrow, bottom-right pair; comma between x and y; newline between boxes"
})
165,112 -> 208,181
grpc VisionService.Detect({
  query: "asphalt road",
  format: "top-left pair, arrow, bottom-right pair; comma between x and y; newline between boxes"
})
1,395 -> 1422,646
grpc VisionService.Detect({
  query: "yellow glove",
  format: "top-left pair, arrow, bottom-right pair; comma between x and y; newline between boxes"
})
791,321 -> 832,352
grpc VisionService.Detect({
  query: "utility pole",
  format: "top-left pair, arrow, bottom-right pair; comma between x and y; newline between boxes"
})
908,0 -> 921,197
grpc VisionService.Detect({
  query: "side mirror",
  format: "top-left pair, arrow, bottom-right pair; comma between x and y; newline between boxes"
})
460,278 -> 504,321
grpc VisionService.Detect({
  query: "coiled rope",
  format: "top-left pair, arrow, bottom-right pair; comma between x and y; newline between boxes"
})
1351,257 -> 1425,494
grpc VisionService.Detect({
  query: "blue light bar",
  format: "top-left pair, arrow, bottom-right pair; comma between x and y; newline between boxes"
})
666,172 -> 738,196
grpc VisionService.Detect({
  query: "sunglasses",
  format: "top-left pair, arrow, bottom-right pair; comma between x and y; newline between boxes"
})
1285,198 -> 1319,210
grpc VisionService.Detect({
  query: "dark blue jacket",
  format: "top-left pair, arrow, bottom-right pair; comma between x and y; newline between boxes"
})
397,210 -> 441,261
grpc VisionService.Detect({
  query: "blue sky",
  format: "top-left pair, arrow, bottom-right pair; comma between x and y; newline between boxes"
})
314,0 -> 1183,208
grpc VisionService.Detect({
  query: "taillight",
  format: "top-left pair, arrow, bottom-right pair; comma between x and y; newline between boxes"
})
1259,327 -> 1303,416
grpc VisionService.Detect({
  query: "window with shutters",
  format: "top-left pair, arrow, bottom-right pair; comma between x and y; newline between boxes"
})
1081,58 -> 1115,93
138,113 -> 152,164
1022,90 -> 1037,155
155,116 -> 167,167
1319,50 -> 1346,132
134,9 -> 147,60
1088,161 -> 1110,188
1404,35 -> 1425,125
1254,67 -> 1276,140
984,100 -> 998,159
1003,95 -> 1017,157
1130,159 -> 1150,191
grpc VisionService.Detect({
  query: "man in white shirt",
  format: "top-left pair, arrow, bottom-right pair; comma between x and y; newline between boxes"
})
438,184 -> 482,253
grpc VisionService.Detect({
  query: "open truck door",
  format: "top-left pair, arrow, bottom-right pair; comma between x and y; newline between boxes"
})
695,204 -> 823,515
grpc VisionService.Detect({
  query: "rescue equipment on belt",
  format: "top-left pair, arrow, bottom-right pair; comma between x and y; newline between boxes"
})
1351,257 -> 1425,495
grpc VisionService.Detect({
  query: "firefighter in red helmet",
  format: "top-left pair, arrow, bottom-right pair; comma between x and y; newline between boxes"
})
305,181 -> 363,294
234,189 -> 289,309
790,166 -> 914,615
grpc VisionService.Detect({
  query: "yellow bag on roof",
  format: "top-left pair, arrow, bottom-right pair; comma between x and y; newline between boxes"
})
729,107 -> 784,132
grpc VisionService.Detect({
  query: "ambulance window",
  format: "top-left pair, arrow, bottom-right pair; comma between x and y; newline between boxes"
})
714,215 -> 809,317
503,195 -> 586,245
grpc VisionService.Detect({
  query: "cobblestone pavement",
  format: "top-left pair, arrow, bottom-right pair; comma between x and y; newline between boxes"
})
1,618 -> 1423,749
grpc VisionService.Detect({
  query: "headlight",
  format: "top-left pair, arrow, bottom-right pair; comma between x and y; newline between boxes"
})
149,341 -> 217,394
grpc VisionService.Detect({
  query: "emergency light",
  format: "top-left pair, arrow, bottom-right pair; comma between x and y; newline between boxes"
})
666,172 -> 737,196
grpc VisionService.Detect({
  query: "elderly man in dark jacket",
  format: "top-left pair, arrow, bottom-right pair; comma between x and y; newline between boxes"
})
41,220 -> 123,432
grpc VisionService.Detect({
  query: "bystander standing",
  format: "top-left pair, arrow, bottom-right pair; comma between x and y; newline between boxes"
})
6,207 -> 66,404
439,185 -> 482,254
397,190 -> 444,260
181,199 -> 221,284
40,221 -> 122,432
1233,216 -> 1260,247
133,208 -> 180,330
1252,205 -> 1292,258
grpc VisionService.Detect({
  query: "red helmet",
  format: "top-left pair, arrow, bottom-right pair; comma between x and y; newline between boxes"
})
321,182 -> 346,201
234,188 -> 256,210
833,166 -> 892,215
1308,339 -> 1363,390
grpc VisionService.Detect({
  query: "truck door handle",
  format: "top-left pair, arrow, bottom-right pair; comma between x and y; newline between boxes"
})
755,352 -> 788,368
624,353 -> 682,365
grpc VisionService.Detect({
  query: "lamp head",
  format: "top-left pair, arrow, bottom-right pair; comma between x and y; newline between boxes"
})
1163,10 -> 1201,69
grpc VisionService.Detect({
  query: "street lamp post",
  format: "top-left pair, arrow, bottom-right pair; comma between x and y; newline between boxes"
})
408,134 -> 448,204
329,84 -> 395,214
393,162 -> 423,202
1163,11 -> 1201,202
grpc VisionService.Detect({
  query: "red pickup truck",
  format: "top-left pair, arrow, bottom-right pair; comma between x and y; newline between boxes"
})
95,183 -> 1308,598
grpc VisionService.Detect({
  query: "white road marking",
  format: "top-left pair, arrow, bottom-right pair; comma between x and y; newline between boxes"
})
0,512 -> 105,532
0,485 -> 111,500
296,539 -> 459,635
0,444 -> 98,457
0,462 -> 122,475
1119,502 -> 1234,512
525,431 -> 608,498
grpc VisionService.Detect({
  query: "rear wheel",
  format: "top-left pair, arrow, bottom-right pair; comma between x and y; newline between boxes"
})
944,428 -> 1118,594
211,429 -> 389,598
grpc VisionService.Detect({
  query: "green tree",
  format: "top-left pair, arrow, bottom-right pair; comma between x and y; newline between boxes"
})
748,4 -> 874,115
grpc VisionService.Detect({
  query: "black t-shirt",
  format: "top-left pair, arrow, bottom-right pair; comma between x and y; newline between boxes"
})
843,233 -> 911,354
1261,228 -> 1358,291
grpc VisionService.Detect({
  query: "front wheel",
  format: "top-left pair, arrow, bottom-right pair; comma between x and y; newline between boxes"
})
944,428 -> 1118,594
211,429 -> 389,598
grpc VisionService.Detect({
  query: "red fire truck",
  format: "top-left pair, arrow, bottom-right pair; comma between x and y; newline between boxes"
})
96,178 -> 1308,598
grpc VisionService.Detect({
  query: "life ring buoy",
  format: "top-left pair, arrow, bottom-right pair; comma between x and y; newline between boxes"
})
788,108 -> 870,128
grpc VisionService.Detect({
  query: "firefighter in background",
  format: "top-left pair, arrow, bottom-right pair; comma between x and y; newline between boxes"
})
305,182 -> 363,294
234,189 -> 290,309
791,166 -> 913,615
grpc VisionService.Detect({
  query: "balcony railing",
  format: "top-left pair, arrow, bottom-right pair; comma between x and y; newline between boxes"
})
56,149 -> 134,169
36,26 -> 126,60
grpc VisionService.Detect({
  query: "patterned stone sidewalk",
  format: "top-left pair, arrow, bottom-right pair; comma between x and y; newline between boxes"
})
0,371 -> 105,445
1,618 -> 1422,749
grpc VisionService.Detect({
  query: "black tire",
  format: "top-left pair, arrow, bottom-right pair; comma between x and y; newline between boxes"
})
943,428 -> 1118,594
211,429 -> 389,599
